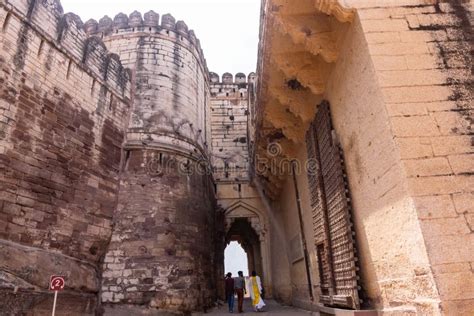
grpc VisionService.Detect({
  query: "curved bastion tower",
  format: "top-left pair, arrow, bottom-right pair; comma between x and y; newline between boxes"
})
84,12 -> 216,313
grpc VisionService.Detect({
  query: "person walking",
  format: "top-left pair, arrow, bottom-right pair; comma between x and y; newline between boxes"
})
234,271 -> 246,313
249,271 -> 265,312
225,272 -> 235,313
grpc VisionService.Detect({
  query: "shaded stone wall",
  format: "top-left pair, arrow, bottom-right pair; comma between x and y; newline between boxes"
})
101,149 -> 216,314
254,0 -> 473,314
0,0 -> 131,314
356,2 -> 473,314
209,72 -> 254,182
324,13 -> 440,314
84,11 -> 218,313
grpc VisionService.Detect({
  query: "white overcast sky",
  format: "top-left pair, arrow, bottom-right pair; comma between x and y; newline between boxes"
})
225,241 -> 249,276
60,0 -> 261,76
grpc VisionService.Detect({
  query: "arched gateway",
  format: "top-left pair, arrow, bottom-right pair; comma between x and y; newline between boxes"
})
223,201 -> 271,298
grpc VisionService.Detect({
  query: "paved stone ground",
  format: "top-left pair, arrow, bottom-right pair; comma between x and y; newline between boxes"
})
207,298 -> 317,315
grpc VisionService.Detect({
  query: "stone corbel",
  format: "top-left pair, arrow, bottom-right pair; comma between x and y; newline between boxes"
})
314,0 -> 355,23
250,217 -> 262,235
268,85 -> 320,124
263,100 -> 306,142
273,15 -> 338,63
271,54 -> 327,95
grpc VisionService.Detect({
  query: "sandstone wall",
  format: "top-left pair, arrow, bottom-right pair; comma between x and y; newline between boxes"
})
101,149 -> 216,314
324,13 -> 440,314
270,146 -> 320,310
209,72 -> 253,182
82,12 -> 218,313
0,0 -> 131,314
86,12 -> 211,157
355,2 -> 473,314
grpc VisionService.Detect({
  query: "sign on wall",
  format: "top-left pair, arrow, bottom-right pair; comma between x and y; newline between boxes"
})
289,233 -> 304,264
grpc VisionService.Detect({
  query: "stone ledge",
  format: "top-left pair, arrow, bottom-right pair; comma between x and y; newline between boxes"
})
318,304 -> 378,316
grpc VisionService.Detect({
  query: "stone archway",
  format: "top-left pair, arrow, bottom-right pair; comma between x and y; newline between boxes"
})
222,201 -> 272,298
226,218 -> 262,277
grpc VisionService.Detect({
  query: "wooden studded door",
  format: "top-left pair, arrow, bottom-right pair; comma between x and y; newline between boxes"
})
305,100 -> 360,309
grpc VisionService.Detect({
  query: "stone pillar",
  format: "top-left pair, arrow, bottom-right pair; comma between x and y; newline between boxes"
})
259,230 -> 273,298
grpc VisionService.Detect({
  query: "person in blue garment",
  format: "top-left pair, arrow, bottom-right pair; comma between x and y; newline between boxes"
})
225,272 -> 235,313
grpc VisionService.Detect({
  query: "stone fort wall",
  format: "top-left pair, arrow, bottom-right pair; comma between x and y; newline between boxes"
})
0,1 -> 223,314
83,11 -> 219,314
0,0 -> 131,314
355,2 -> 473,314
209,72 -> 256,183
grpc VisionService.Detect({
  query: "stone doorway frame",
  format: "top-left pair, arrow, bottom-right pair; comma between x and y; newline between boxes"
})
223,200 -> 272,298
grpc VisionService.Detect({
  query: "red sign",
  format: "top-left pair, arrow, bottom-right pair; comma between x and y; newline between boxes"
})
49,276 -> 65,291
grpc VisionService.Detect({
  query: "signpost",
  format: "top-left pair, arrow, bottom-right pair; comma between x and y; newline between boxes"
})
49,275 -> 65,316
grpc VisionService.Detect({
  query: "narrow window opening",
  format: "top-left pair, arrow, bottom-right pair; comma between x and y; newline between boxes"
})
121,150 -> 131,172
219,88 -> 222,93
91,79 -> 96,95
66,59 -> 72,79
2,12 -> 11,32
240,92 -> 243,97
37,39 -> 44,57
226,92 -> 229,97
109,94 -> 114,110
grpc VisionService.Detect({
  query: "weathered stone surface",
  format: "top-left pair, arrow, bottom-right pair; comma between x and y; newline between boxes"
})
1,0 -> 472,315
0,240 -> 98,291
256,0 -> 473,314
210,75 -> 251,182
97,15 -> 218,313
101,149 -> 216,313
0,0 -> 130,313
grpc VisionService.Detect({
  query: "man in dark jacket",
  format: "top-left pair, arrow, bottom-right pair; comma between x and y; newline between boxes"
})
225,272 -> 235,313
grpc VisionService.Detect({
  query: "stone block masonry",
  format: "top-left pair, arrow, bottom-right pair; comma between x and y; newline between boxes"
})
101,149 -> 216,314
86,10 -> 220,314
0,0 -> 131,314
87,11 -> 211,158
5,0 -> 472,315
209,72 -> 255,183
0,1 -> 222,313
359,1 -> 474,314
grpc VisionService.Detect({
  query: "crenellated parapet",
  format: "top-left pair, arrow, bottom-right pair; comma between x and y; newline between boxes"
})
2,0 -> 131,98
84,11 -> 208,75
209,72 -> 256,85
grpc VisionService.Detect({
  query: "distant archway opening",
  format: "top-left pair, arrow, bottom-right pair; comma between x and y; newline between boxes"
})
225,218 -> 263,279
224,241 -> 249,277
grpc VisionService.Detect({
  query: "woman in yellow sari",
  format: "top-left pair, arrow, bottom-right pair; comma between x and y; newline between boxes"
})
248,270 -> 265,312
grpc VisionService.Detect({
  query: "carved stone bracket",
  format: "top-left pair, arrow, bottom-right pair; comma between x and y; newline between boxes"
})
314,0 -> 355,23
